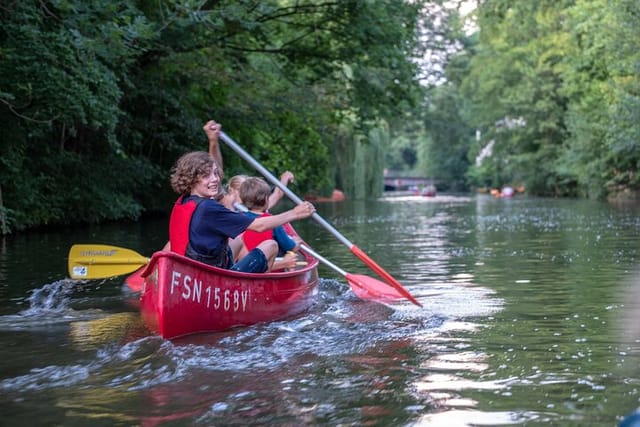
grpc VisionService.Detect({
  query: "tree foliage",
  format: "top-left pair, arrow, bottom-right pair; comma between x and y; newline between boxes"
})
422,83 -> 472,191
559,0 -> 640,198
5,0 -> 636,234
442,0 -> 640,198
0,0 -> 428,233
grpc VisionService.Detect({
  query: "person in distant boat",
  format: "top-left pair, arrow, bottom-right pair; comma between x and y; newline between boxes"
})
168,150 -> 316,273
236,177 -> 303,271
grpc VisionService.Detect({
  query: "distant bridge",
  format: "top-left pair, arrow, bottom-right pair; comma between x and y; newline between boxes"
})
383,176 -> 437,191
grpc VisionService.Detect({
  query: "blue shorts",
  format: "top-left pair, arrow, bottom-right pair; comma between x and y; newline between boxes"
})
230,248 -> 268,273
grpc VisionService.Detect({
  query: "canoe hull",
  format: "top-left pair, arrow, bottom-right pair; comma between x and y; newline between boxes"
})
139,251 -> 319,339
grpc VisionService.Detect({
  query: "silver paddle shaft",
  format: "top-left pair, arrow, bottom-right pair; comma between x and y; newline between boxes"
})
219,131 -> 354,249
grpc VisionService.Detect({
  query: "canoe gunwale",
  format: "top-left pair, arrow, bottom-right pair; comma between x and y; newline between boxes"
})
141,250 -> 318,280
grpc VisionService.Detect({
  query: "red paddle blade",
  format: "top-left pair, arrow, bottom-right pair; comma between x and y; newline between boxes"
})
124,267 -> 146,293
345,273 -> 407,303
350,245 -> 422,307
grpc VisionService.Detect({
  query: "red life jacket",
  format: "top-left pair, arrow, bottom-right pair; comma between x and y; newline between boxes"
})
242,212 -> 274,251
169,196 -> 198,256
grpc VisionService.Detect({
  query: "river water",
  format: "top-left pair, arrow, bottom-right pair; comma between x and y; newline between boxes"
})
1,194 -> 639,426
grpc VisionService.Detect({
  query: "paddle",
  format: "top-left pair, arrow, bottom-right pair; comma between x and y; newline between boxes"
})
300,244 -> 404,303
67,242 -> 400,304
123,266 -> 146,292
68,244 -> 149,280
219,131 -> 422,307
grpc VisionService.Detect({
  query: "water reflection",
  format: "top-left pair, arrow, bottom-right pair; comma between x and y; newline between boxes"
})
414,409 -> 547,426
620,269 -> 640,350
2,195 -> 640,425
69,312 -> 147,350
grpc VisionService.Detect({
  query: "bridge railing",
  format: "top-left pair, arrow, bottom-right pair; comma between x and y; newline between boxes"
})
383,177 -> 437,191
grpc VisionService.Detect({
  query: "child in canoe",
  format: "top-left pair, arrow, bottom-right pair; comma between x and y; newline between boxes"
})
237,177 -> 304,271
218,171 -> 294,212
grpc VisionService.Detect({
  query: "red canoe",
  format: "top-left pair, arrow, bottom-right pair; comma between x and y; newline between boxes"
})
138,251 -> 319,339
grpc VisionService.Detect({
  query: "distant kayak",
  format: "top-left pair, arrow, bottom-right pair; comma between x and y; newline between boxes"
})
420,185 -> 437,197
501,186 -> 514,197
305,189 -> 346,202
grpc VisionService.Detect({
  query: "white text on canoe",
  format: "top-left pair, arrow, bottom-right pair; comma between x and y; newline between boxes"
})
170,271 -> 249,312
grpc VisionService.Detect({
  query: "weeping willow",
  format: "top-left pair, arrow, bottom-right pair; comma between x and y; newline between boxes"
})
334,123 -> 387,200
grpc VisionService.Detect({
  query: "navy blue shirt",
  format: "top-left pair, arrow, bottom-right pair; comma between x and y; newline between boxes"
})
188,198 -> 254,258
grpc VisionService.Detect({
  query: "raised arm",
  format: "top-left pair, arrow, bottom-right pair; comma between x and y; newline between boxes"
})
203,120 -> 224,179
268,171 -> 294,210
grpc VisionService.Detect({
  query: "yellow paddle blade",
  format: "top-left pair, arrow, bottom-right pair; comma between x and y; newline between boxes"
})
68,244 -> 149,280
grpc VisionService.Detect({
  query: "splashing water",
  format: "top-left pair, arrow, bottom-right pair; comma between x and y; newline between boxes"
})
23,279 -> 78,315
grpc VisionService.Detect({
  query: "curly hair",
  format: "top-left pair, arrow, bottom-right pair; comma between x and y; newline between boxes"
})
170,151 -> 215,195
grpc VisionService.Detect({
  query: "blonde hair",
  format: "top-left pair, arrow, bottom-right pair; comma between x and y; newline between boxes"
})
239,177 -> 270,211
170,151 -> 216,195
226,174 -> 249,193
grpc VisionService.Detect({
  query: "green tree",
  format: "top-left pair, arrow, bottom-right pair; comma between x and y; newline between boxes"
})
0,0 -> 428,232
0,1 -> 158,230
460,0 -> 574,194
423,83 -> 472,191
559,0 -> 640,198
449,0 -> 640,199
